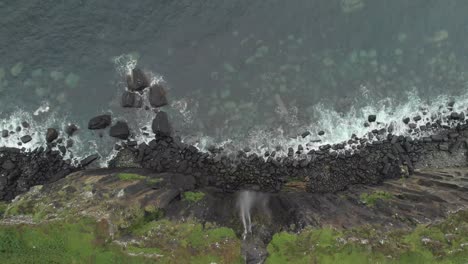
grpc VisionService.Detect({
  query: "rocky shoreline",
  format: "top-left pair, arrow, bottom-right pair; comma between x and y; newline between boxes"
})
1,68 -> 468,201
1,114 -> 468,201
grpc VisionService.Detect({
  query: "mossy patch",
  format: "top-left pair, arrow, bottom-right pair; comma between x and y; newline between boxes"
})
117,173 -> 147,181
182,191 -> 205,203
360,191 -> 394,207
266,210 -> 468,264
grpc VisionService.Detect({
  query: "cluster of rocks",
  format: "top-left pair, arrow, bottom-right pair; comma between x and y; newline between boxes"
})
2,75 -> 468,201
87,67 -> 171,140
108,117 -> 468,194
0,146 -> 76,201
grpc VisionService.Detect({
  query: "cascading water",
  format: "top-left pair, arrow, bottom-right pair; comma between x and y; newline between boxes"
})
239,190 -> 255,239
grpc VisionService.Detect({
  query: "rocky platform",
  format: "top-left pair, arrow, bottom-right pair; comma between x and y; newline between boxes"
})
1,166 -> 467,263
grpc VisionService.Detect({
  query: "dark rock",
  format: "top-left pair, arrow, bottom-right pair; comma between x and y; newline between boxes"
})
109,121 -> 130,140
439,143 -> 449,151
149,84 -> 168,108
20,135 -> 32,143
413,115 -> 422,122
368,115 -> 377,123
58,145 -> 66,155
66,139 -> 74,148
450,112 -> 460,120
46,128 -> 59,143
65,124 -> 79,136
318,131 -> 325,136
121,91 -> 143,108
88,115 -> 111,130
80,154 -> 100,167
1,160 -> 15,170
403,117 -> 410,124
152,111 -> 171,136
16,126 -> 21,132
301,131 -> 311,138
2,130 -> 8,138
447,101 -> 455,107
127,68 -> 150,91
21,121 -> 30,128
430,135 -> 445,142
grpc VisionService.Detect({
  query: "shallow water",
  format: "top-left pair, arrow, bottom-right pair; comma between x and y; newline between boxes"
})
1,0 -> 468,162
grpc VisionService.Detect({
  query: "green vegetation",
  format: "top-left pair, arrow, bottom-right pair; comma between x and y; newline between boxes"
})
0,202 -> 8,218
360,191 -> 394,207
0,216 -> 242,264
129,219 -> 242,263
266,210 -> 468,264
182,191 -> 206,203
0,218 -> 148,264
117,173 -> 147,181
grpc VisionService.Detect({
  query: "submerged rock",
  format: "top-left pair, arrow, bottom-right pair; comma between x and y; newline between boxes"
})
149,84 -> 168,108
109,121 -> 130,140
65,124 -> 79,137
368,114 -> 377,123
2,130 -> 8,138
46,128 -> 59,143
152,111 -> 172,136
88,115 -> 111,130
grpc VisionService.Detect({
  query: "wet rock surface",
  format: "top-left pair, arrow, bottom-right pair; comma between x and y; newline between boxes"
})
121,91 -> 143,108
88,114 -> 111,130
149,84 -> 168,108
109,121 -> 130,140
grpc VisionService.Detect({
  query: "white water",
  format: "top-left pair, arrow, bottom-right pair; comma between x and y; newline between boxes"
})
238,190 -> 270,240
239,190 -> 255,239
1,54 -> 467,166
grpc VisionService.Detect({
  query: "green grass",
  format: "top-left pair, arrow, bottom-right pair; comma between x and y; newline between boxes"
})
0,216 -> 242,264
360,191 -> 394,207
129,219 -> 242,263
0,218 -> 149,264
117,173 -> 147,181
182,191 -> 205,203
266,210 -> 468,264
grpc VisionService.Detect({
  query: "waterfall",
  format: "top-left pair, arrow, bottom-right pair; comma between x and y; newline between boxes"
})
239,190 -> 255,239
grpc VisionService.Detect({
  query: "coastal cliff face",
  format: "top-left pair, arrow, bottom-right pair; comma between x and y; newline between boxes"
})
0,164 -> 467,263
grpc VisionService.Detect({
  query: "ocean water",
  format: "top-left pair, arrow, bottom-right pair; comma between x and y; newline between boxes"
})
1,0 -> 468,163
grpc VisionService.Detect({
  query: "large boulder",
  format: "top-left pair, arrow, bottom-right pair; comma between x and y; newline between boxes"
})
152,111 -> 172,136
121,91 -> 143,108
149,84 -> 168,108
109,121 -> 130,140
88,115 -> 111,130
46,128 -> 59,143
127,68 -> 150,91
